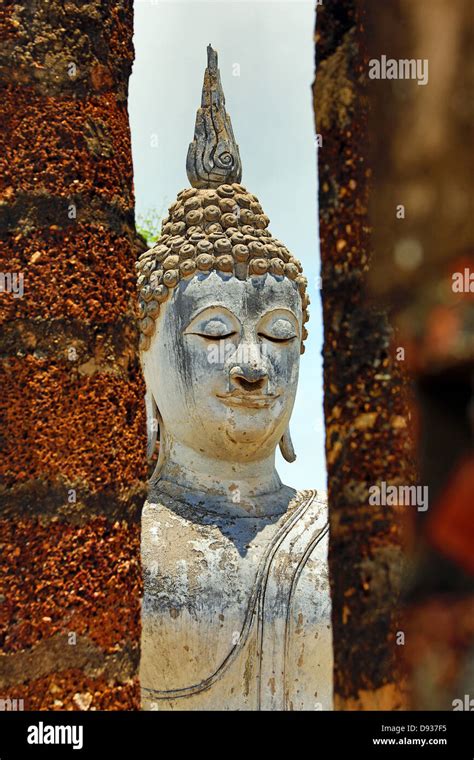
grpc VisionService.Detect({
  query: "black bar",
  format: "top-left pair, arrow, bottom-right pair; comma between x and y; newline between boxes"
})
0,710 -> 472,758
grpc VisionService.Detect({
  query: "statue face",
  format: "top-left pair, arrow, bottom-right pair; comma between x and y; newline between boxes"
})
142,271 -> 302,464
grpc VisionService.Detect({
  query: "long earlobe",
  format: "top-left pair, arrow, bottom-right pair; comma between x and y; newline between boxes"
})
145,390 -> 166,486
279,426 -> 296,463
150,424 -> 166,486
145,389 -> 158,460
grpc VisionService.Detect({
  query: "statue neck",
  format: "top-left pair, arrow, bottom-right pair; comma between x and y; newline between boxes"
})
154,438 -> 292,517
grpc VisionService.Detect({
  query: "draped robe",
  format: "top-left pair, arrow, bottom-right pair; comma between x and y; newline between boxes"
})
141,485 -> 333,710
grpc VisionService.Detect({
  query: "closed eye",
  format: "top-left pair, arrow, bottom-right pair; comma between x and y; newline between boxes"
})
191,331 -> 238,341
258,333 -> 297,343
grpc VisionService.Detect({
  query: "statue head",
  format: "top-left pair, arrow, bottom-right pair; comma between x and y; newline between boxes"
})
136,46 -> 310,490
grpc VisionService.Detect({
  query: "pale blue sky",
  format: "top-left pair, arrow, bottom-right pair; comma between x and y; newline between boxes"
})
129,0 -> 326,491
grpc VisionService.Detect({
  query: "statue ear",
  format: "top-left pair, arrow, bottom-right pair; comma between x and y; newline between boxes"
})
145,389 -> 159,461
145,389 -> 167,485
279,426 -> 296,463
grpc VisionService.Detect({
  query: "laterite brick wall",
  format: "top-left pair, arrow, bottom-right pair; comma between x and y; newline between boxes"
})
0,1 -> 146,710
314,0 -> 416,710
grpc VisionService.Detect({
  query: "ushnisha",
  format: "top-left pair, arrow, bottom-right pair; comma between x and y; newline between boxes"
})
136,45 -> 309,356
136,183 -> 310,354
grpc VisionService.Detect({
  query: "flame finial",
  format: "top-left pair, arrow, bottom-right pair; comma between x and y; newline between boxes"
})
186,45 -> 242,189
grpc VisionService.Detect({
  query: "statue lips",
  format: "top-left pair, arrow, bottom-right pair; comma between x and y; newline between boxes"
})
216,391 -> 281,409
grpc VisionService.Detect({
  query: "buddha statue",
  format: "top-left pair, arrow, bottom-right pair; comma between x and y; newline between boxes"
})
137,45 -> 332,711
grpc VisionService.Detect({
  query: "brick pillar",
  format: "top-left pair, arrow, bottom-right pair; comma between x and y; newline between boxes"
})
366,0 -> 474,710
313,0 -> 416,709
0,1 -> 146,709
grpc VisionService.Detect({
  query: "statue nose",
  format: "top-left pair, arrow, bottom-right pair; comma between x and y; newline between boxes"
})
230,365 -> 267,394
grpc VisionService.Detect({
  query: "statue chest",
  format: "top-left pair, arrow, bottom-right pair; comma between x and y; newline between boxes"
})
140,492 -> 333,710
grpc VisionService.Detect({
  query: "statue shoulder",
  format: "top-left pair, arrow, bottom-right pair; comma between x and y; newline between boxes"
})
291,488 -> 328,525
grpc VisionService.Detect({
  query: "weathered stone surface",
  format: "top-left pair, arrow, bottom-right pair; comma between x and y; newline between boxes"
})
0,634 -> 138,690
365,0 -> 474,710
186,46 -> 242,189
139,47 -> 332,710
0,0 -> 143,709
136,188 -> 309,354
139,272 -> 332,710
141,487 -> 331,710
5,671 -> 139,711
1,517 -> 141,655
0,1 -> 134,100
314,0 -> 416,710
